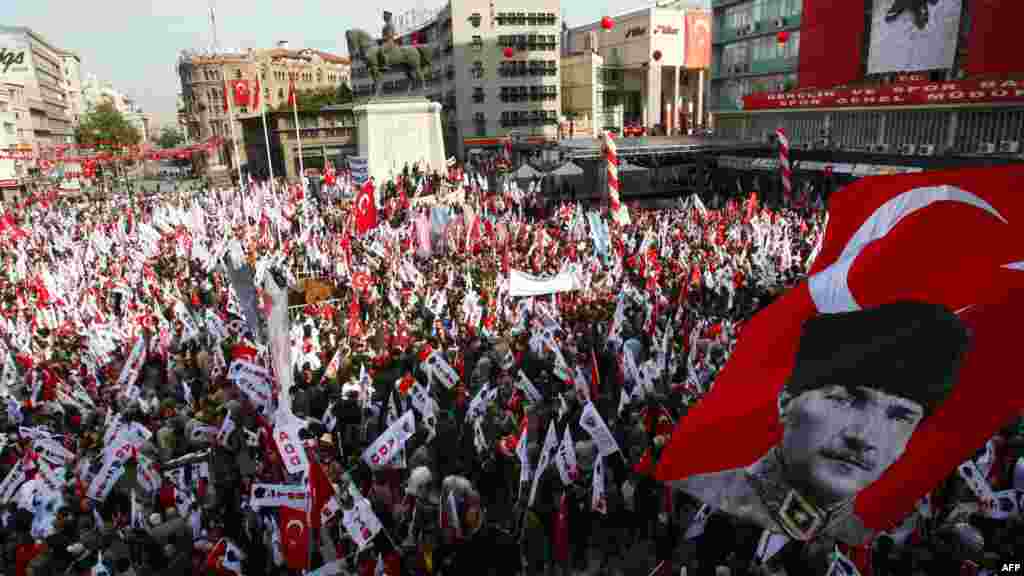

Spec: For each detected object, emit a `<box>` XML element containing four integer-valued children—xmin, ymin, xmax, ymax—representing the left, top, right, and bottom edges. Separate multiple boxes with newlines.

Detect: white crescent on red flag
<box><xmin>279</xmin><ymin>505</ymin><xmax>309</xmax><ymax>572</ymax></box>
<box><xmin>657</xmin><ymin>165</ymin><xmax>1024</xmax><ymax>537</ymax></box>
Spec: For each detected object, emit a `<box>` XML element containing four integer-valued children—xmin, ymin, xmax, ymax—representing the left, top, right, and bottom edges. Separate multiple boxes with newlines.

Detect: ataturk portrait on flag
<box><xmin>655</xmin><ymin>165</ymin><xmax>1024</xmax><ymax>547</ymax></box>
<box><xmin>669</xmin><ymin>301</ymin><xmax>969</xmax><ymax>543</ymax></box>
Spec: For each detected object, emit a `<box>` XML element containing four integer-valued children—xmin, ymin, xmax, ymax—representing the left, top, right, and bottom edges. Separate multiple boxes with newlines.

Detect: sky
<box><xmin>1</xmin><ymin>0</ymin><xmax>706</xmax><ymax>130</ymax></box>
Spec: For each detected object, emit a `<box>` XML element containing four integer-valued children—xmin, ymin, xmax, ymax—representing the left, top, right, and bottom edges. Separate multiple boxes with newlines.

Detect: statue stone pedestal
<box><xmin>354</xmin><ymin>97</ymin><xmax>445</xmax><ymax>184</ymax></box>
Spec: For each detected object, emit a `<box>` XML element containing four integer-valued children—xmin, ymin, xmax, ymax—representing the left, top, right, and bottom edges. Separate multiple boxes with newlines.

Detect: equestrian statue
<box><xmin>346</xmin><ymin>11</ymin><xmax>433</xmax><ymax>97</ymax></box>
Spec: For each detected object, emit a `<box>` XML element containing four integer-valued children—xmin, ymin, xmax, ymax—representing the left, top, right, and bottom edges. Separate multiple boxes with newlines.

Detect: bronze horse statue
<box><xmin>345</xmin><ymin>29</ymin><xmax>432</xmax><ymax>97</ymax></box>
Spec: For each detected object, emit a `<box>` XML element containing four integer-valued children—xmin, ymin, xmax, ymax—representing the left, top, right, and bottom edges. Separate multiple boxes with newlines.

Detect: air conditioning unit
<box><xmin>873</xmin><ymin>143</ymin><xmax>889</xmax><ymax>153</ymax></box>
<box><xmin>998</xmin><ymin>140</ymin><xmax>1020</xmax><ymax>154</ymax></box>
<box><xmin>917</xmin><ymin>144</ymin><xmax>936</xmax><ymax>156</ymax></box>
<box><xmin>818</xmin><ymin>128</ymin><xmax>830</xmax><ymax>138</ymax></box>
<box><xmin>775</xmin><ymin>18</ymin><xmax>785</xmax><ymax>28</ymax></box>
<box><xmin>816</xmin><ymin>138</ymin><xmax>831</xmax><ymax>149</ymax></box>
<box><xmin>977</xmin><ymin>142</ymin><xmax>996</xmax><ymax>154</ymax></box>
<box><xmin>898</xmin><ymin>143</ymin><xmax>917</xmax><ymax>155</ymax></box>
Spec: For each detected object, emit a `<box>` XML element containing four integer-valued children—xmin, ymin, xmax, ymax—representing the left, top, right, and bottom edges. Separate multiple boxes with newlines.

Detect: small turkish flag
<box><xmin>232</xmin><ymin>80</ymin><xmax>250</xmax><ymax>107</ymax></box>
<box><xmin>355</xmin><ymin>180</ymin><xmax>377</xmax><ymax>235</ymax></box>
<box><xmin>279</xmin><ymin>506</ymin><xmax>309</xmax><ymax>571</ymax></box>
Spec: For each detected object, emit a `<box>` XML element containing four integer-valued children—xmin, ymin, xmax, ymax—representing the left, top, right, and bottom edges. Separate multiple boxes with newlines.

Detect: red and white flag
<box><xmin>657</xmin><ymin>165</ymin><xmax>1024</xmax><ymax>536</ymax></box>
<box><xmin>279</xmin><ymin>505</ymin><xmax>310</xmax><ymax>572</ymax></box>
<box><xmin>355</xmin><ymin>180</ymin><xmax>377</xmax><ymax>235</ymax></box>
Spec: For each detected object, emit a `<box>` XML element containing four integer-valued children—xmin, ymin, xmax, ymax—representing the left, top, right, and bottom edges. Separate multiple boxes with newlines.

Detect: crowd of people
<box><xmin>0</xmin><ymin>158</ymin><xmax>1020</xmax><ymax>576</ymax></box>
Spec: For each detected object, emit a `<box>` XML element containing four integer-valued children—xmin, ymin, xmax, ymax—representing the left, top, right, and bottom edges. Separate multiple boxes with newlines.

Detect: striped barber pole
<box><xmin>776</xmin><ymin>127</ymin><xmax>792</xmax><ymax>202</ymax></box>
<box><xmin>602</xmin><ymin>130</ymin><xmax>630</xmax><ymax>225</ymax></box>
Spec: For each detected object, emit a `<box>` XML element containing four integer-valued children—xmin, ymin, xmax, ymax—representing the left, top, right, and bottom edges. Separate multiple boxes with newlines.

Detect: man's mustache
<box><xmin>821</xmin><ymin>448</ymin><xmax>875</xmax><ymax>471</ymax></box>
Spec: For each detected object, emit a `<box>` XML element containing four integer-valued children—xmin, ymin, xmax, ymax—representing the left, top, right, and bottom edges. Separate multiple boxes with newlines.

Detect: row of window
<box><xmin>500</xmin><ymin>110</ymin><xmax>559</xmax><ymax>127</ymax></box>
<box><xmin>721</xmin><ymin>32</ymin><xmax>801</xmax><ymax>73</ymax></box>
<box><xmin>722</xmin><ymin>0</ymin><xmax>801</xmax><ymax>31</ymax></box>
<box><xmin>716</xmin><ymin>72</ymin><xmax>798</xmax><ymax>106</ymax></box>
<box><xmin>498</xmin><ymin>60</ymin><xmax>558</xmax><ymax>78</ymax></box>
<box><xmin>497</xmin><ymin>35</ymin><xmax>558</xmax><ymax>51</ymax></box>
<box><xmin>497</xmin><ymin>85</ymin><xmax>558</xmax><ymax>103</ymax></box>
<box><xmin>495</xmin><ymin>12</ymin><xmax>558</xmax><ymax>27</ymax></box>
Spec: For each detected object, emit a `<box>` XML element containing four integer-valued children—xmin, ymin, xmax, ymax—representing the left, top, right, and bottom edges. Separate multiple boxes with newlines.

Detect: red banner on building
<box><xmin>743</xmin><ymin>77</ymin><xmax>1024</xmax><ymax>110</ymax></box>
<box><xmin>798</xmin><ymin>0</ymin><xmax>865</xmax><ymax>90</ymax></box>
<box><xmin>684</xmin><ymin>11</ymin><xmax>711</xmax><ymax>69</ymax></box>
<box><xmin>966</xmin><ymin>0</ymin><xmax>1024</xmax><ymax>77</ymax></box>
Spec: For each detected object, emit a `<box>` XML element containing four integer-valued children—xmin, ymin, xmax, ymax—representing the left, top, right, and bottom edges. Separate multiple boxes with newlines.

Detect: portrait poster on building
<box><xmin>656</xmin><ymin>165</ymin><xmax>1024</xmax><ymax>546</ymax></box>
<box><xmin>867</xmin><ymin>0</ymin><xmax>962</xmax><ymax>75</ymax></box>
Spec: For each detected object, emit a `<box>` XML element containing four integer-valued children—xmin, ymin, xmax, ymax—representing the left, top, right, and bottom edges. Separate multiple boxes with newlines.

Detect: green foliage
<box><xmin>275</xmin><ymin>84</ymin><xmax>353</xmax><ymax>112</ymax></box>
<box><xmin>157</xmin><ymin>126</ymin><xmax>185</xmax><ymax>149</ymax></box>
<box><xmin>75</xmin><ymin>101</ymin><xmax>142</xmax><ymax>147</ymax></box>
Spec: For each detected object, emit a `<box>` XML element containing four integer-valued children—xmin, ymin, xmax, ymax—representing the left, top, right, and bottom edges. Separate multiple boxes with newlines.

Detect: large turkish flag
<box><xmin>656</xmin><ymin>165</ymin><xmax>1024</xmax><ymax>536</ymax></box>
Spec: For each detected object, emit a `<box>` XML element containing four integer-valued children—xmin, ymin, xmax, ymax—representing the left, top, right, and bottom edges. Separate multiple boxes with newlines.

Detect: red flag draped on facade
<box><xmin>656</xmin><ymin>165</ymin><xmax>1024</xmax><ymax>539</ymax></box>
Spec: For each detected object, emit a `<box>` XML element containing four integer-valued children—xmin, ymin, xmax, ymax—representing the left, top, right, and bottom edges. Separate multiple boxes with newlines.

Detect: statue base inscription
<box><xmin>355</xmin><ymin>97</ymin><xmax>446</xmax><ymax>184</ymax></box>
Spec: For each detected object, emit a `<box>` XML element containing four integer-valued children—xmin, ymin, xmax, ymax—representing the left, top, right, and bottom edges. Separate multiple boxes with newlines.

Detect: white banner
<box><xmin>250</xmin><ymin>483</ymin><xmax>309</xmax><ymax>510</ymax></box>
<box><xmin>579</xmin><ymin>402</ymin><xmax>620</xmax><ymax>457</ymax></box>
<box><xmin>228</xmin><ymin>360</ymin><xmax>273</xmax><ymax>414</ymax></box>
<box><xmin>87</xmin><ymin>457</ymin><xmax>126</xmax><ymax>502</ymax></box>
<box><xmin>528</xmin><ymin>423</ymin><xmax>558</xmax><ymax>506</ymax></box>
<box><xmin>116</xmin><ymin>336</ymin><xmax>147</xmax><ymax>398</ymax></box>
<box><xmin>274</xmin><ymin>411</ymin><xmax>310</xmax><ymax>475</ymax></box>
<box><xmin>361</xmin><ymin>410</ymin><xmax>416</xmax><ymax>469</ymax></box>
<box><xmin>341</xmin><ymin>484</ymin><xmax>383</xmax><ymax>549</ymax></box>
<box><xmin>554</xmin><ymin>428</ymin><xmax>579</xmax><ymax>486</ymax></box>
<box><xmin>509</xmin><ymin>269</ymin><xmax>580</xmax><ymax>298</ymax></box>
<box><xmin>0</xmin><ymin>461</ymin><xmax>25</xmax><ymax>503</ymax></box>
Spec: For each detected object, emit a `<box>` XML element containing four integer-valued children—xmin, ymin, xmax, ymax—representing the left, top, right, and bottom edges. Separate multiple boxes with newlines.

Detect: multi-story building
<box><xmin>710</xmin><ymin>0</ymin><xmax>1024</xmax><ymax>158</ymax></box>
<box><xmin>59</xmin><ymin>50</ymin><xmax>82</xmax><ymax>127</ymax></box>
<box><xmin>565</xmin><ymin>2</ymin><xmax>712</xmax><ymax>135</ymax></box>
<box><xmin>352</xmin><ymin>0</ymin><xmax>563</xmax><ymax>160</ymax></box>
<box><xmin>0</xmin><ymin>26</ymin><xmax>75</xmax><ymax>152</ymax></box>
<box><xmin>240</xmin><ymin>104</ymin><xmax>357</xmax><ymax>181</ymax></box>
<box><xmin>176</xmin><ymin>43</ymin><xmax>350</xmax><ymax>172</ymax></box>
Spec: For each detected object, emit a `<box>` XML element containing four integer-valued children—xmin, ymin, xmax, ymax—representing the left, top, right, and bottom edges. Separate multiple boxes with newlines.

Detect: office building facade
<box><xmin>177</xmin><ymin>44</ymin><xmax>350</xmax><ymax>171</ymax></box>
<box><xmin>351</xmin><ymin>0</ymin><xmax>563</xmax><ymax>159</ymax></box>
<box><xmin>710</xmin><ymin>0</ymin><xmax>1024</xmax><ymax>158</ymax></box>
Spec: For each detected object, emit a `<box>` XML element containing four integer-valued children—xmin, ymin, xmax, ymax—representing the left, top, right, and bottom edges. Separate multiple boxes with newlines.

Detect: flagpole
<box><xmin>291</xmin><ymin>75</ymin><xmax>306</xmax><ymax>193</ymax></box>
<box><xmin>224</xmin><ymin>81</ymin><xmax>244</xmax><ymax>191</ymax></box>
<box><xmin>259</xmin><ymin>72</ymin><xmax>276</xmax><ymax>191</ymax></box>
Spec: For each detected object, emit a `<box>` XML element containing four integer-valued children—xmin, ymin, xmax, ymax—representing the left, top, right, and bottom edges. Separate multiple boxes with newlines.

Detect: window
<box><xmin>472</xmin><ymin>36</ymin><xmax>483</xmax><ymax>51</ymax></box>
<box><xmin>278</xmin><ymin>88</ymin><xmax>284</xmax><ymax>100</ymax></box>
<box><xmin>470</xmin><ymin>12</ymin><xmax>482</xmax><ymax>27</ymax></box>
<box><xmin>473</xmin><ymin>86</ymin><xmax>485</xmax><ymax>103</ymax></box>
<box><xmin>235</xmin><ymin>69</ymin><xmax>242</xmax><ymax>79</ymax></box>
<box><xmin>471</xmin><ymin>61</ymin><xmax>485</xmax><ymax>79</ymax></box>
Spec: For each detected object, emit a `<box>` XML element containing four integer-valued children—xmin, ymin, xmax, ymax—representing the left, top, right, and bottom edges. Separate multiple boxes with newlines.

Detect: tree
<box><xmin>275</xmin><ymin>85</ymin><xmax>353</xmax><ymax>112</ymax></box>
<box><xmin>75</xmin><ymin>101</ymin><xmax>142</xmax><ymax>147</ymax></box>
<box><xmin>157</xmin><ymin>126</ymin><xmax>185</xmax><ymax>149</ymax></box>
